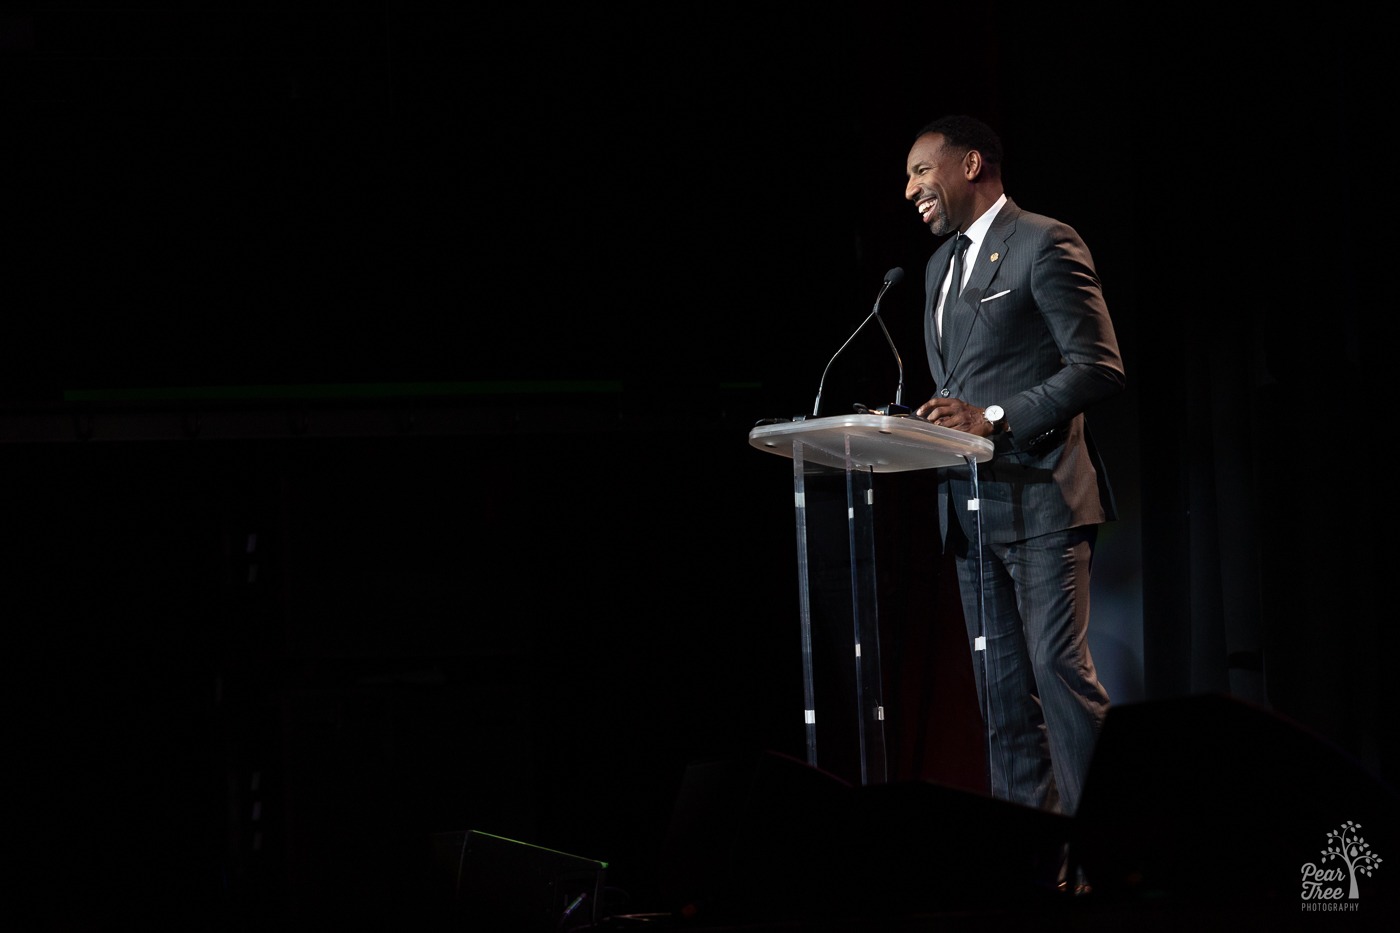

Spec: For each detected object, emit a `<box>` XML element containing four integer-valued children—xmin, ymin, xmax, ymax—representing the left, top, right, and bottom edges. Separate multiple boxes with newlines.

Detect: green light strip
<box><xmin>61</xmin><ymin>380</ymin><xmax>627</xmax><ymax>402</ymax></box>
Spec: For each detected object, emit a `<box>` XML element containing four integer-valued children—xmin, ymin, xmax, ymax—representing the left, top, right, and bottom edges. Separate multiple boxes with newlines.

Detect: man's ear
<box><xmin>964</xmin><ymin>149</ymin><xmax>983</xmax><ymax>181</ymax></box>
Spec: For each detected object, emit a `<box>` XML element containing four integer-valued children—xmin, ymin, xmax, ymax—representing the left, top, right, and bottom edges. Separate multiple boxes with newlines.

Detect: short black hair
<box><xmin>916</xmin><ymin>114</ymin><xmax>1003</xmax><ymax>168</ymax></box>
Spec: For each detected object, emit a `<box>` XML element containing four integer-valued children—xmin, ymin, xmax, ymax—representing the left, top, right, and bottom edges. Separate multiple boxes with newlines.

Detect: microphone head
<box><xmin>883</xmin><ymin>267</ymin><xmax>904</xmax><ymax>286</ymax></box>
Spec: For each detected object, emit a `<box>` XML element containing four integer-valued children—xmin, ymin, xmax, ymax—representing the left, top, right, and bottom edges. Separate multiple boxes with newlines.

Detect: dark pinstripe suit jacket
<box><xmin>922</xmin><ymin>197</ymin><xmax>1125</xmax><ymax>546</ymax></box>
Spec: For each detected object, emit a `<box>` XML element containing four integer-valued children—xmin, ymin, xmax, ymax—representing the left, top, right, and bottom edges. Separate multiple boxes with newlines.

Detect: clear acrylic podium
<box><xmin>748</xmin><ymin>413</ymin><xmax>994</xmax><ymax>785</ymax></box>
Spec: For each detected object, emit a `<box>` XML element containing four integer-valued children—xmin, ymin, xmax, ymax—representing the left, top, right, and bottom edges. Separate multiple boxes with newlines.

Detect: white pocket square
<box><xmin>980</xmin><ymin>289</ymin><xmax>1011</xmax><ymax>303</ymax></box>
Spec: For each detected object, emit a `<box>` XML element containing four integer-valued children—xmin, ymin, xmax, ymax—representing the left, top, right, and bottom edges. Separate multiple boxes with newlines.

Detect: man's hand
<box><xmin>914</xmin><ymin>397</ymin><xmax>995</xmax><ymax>436</ymax></box>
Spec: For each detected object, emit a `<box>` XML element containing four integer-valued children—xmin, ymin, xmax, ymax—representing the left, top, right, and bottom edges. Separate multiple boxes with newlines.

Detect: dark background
<box><xmin>3</xmin><ymin>2</ymin><xmax>1390</xmax><ymax>928</ymax></box>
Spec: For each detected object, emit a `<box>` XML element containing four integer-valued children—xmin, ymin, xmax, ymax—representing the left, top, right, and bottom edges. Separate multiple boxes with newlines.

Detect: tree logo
<box><xmin>1300</xmin><ymin>821</ymin><xmax>1383</xmax><ymax>909</ymax></box>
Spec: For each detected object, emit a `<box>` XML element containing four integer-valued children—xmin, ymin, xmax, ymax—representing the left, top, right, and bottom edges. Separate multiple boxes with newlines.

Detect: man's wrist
<box><xmin>984</xmin><ymin>404</ymin><xmax>1006</xmax><ymax>434</ymax></box>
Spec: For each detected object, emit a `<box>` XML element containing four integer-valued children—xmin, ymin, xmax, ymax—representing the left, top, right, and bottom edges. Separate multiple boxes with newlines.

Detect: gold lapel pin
<box><xmin>989</xmin><ymin>252</ymin><xmax>1000</xmax><ymax>262</ymax></box>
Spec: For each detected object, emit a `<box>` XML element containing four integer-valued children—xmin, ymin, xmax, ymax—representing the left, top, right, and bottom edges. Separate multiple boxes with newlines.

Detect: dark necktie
<box><xmin>939</xmin><ymin>233</ymin><xmax>969</xmax><ymax>352</ymax></box>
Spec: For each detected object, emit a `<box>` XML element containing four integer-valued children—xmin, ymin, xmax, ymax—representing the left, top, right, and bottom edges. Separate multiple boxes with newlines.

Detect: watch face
<box><xmin>986</xmin><ymin>405</ymin><xmax>1004</xmax><ymax>423</ymax></box>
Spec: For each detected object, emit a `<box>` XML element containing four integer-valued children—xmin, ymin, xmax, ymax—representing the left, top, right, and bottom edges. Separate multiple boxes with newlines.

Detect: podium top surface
<box><xmin>748</xmin><ymin>413</ymin><xmax>994</xmax><ymax>473</ymax></box>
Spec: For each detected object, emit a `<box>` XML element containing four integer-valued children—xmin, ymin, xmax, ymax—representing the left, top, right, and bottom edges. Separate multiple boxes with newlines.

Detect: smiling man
<box><xmin>905</xmin><ymin>115</ymin><xmax>1124</xmax><ymax>888</ymax></box>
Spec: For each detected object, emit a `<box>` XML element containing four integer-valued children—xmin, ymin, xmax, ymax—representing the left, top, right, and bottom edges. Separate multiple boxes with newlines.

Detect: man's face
<box><xmin>905</xmin><ymin>133</ymin><xmax>964</xmax><ymax>237</ymax></box>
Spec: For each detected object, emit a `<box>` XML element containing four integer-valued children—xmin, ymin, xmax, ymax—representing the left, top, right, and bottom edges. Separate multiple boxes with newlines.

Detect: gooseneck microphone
<box><xmin>811</xmin><ymin>267</ymin><xmax>905</xmax><ymax>417</ymax></box>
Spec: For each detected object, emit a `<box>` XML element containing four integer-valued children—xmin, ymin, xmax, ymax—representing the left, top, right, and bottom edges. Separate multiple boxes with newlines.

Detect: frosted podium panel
<box><xmin>749</xmin><ymin>414</ymin><xmax>994</xmax><ymax>472</ymax></box>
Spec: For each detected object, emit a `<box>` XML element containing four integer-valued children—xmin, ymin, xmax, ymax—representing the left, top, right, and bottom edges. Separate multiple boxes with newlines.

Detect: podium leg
<box><xmin>788</xmin><ymin>437</ymin><xmax>889</xmax><ymax>785</ymax></box>
<box><xmin>791</xmin><ymin>442</ymin><xmax>819</xmax><ymax>768</ymax></box>
<box><xmin>966</xmin><ymin>453</ymin><xmax>994</xmax><ymax>789</ymax></box>
<box><xmin>845</xmin><ymin>459</ymin><xmax>887</xmax><ymax>786</ymax></box>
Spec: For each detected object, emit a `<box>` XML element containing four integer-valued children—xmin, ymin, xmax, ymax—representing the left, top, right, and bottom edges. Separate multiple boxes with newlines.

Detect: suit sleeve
<box><xmin>1007</xmin><ymin>221</ymin><xmax>1124</xmax><ymax>438</ymax></box>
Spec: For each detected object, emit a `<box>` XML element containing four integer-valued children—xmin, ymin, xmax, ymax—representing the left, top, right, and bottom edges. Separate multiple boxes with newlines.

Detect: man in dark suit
<box><xmin>907</xmin><ymin>114</ymin><xmax>1125</xmax><ymax>831</ymax></box>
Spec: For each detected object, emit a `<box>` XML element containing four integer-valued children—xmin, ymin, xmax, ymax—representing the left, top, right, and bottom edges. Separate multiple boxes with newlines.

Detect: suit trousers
<box><xmin>951</xmin><ymin>521</ymin><xmax>1109</xmax><ymax>817</ymax></box>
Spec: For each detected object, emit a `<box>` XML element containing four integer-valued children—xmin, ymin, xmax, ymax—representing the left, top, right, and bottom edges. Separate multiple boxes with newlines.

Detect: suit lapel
<box><xmin>941</xmin><ymin>205</ymin><xmax>1016</xmax><ymax>376</ymax></box>
<box><xmin>925</xmin><ymin>240</ymin><xmax>952</xmax><ymax>385</ymax></box>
